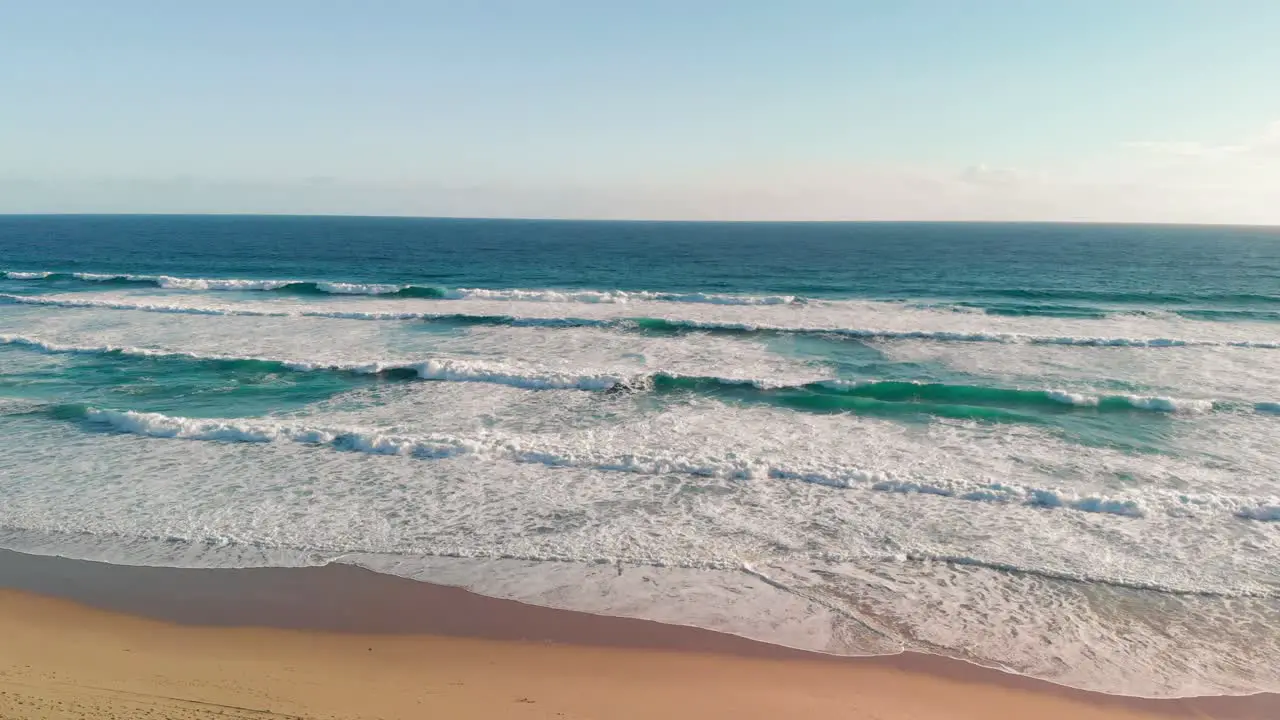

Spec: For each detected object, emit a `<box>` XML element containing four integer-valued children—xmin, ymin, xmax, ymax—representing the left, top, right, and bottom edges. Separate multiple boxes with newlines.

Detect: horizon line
<box><xmin>2</xmin><ymin>212</ymin><xmax>1278</xmax><ymax>230</ymax></box>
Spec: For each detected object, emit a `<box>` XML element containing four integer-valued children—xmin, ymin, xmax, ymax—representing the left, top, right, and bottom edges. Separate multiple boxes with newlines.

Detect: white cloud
<box><xmin>1125</xmin><ymin>120</ymin><xmax>1280</xmax><ymax>159</ymax></box>
<box><xmin>3</xmin><ymin>122</ymin><xmax>1278</xmax><ymax>224</ymax></box>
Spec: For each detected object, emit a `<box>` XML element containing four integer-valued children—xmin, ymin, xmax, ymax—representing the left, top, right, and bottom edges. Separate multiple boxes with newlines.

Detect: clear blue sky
<box><xmin>3</xmin><ymin>1</ymin><xmax>1279</xmax><ymax>222</ymax></box>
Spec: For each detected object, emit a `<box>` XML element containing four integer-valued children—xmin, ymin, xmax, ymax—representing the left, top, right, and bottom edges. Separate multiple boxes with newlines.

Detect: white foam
<box><xmin>0</xmin><ymin>333</ymin><xmax>213</xmax><ymax>360</ymax></box>
<box><xmin>69</xmin><ymin>406</ymin><xmax>1280</xmax><ymax>524</ymax></box>
<box><xmin>70</xmin><ymin>272</ymin><xmax>130</xmax><ymax>281</ymax></box>
<box><xmin>444</xmin><ymin>287</ymin><xmax>800</xmax><ymax>305</ymax></box>
<box><xmin>879</xmin><ymin>340</ymin><xmax>1280</xmax><ymax>411</ymax></box>
<box><xmin>1</xmin><ymin>271</ymin><xmax>53</xmax><ymax>280</ymax></box>
<box><xmin>1025</xmin><ymin>489</ymin><xmax>1145</xmax><ymax>517</ymax></box>
<box><xmin>1121</xmin><ymin>395</ymin><xmax>1215</xmax><ymax>414</ymax></box>
<box><xmin>314</xmin><ymin>281</ymin><xmax>405</xmax><ymax>295</ymax></box>
<box><xmin>1236</xmin><ymin>506</ymin><xmax>1280</xmax><ymax>521</ymax></box>
<box><xmin>1046</xmin><ymin>389</ymin><xmax>1099</xmax><ymax>406</ymax></box>
<box><xmin>0</xmin><ymin>292</ymin><xmax>285</xmax><ymax>317</ymax></box>
<box><xmin>1</xmin><ymin>269</ymin><xmax>803</xmax><ymax>304</ymax></box>
<box><xmin>6</xmin><ymin>292</ymin><xmax>1280</xmax><ymax>350</ymax></box>
<box><xmin>2</xmin><ymin>332</ymin><xmax>1259</xmax><ymax>414</ymax></box>
<box><xmin>3</xmin><ymin>271</ymin><xmax>300</xmax><ymax>292</ymax></box>
<box><xmin>6</xmin><ymin>394</ymin><xmax>1280</xmax><ymax>696</ymax></box>
<box><xmin>154</xmin><ymin>276</ymin><xmax>297</xmax><ymax>291</ymax></box>
<box><xmin>818</xmin><ymin>380</ymin><xmax>1223</xmax><ymax>414</ymax></box>
<box><xmin>0</xmin><ymin>332</ymin><xmax>634</xmax><ymax>392</ymax></box>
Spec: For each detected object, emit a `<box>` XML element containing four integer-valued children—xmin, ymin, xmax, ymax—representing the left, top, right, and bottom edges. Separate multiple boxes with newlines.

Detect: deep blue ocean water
<box><xmin>2</xmin><ymin>215</ymin><xmax>1278</xmax><ymax>697</ymax></box>
<box><xmin>4</xmin><ymin>215</ymin><xmax>1280</xmax><ymax>308</ymax></box>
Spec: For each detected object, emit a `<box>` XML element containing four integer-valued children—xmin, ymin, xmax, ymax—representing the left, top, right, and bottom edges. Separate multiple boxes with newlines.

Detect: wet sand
<box><xmin>0</xmin><ymin>549</ymin><xmax>1274</xmax><ymax>719</ymax></box>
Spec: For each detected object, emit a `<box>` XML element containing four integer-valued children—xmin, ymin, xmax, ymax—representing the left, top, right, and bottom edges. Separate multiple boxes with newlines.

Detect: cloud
<box><xmin>1123</xmin><ymin>141</ymin><xmax>1244</xmax><ymax>158</ymax></box>
<box><xmin>1125</xmin><ymin>120</ymin><xmax>1280</xmax><ymax>159</ymax></box>
<box><xmin>2</xmin><ymin>121</ymin><xmax>1277</xmax><ymax>224</ymax></box>
<box><xmin>958</xmin><ymin>164</ymin><xmax>1033</xmax><ymax>188</ymax></box>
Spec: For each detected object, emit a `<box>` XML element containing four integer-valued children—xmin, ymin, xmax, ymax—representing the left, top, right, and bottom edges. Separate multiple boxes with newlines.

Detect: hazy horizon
<box><xmin>6</xmin><ymin>213</ymin><xmax>1280</xmax><ymax>230</ymax></box>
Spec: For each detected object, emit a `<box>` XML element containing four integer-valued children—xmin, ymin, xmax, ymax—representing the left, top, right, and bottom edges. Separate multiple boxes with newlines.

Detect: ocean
<box><xmin>1</xmin><ymin>215</ymin><xmax>1278</xmax><ymax>697</ymax></box>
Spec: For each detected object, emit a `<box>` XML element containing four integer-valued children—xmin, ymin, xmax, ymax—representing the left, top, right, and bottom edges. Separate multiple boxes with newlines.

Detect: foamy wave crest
<box><xmin>1045</xmin><ymin>390</ymin><xmax>1099</xmax><ymax>406</ymax></box>
<box><xmin>0</xmin><ymin>293</ymin><xmax>293</xmax><ymax>317</ymax></box>
<box><xmin>0</xmin><ymin>334</ymin><xmax>628</xmax><ymax>392</ymax></box>
<box><xmin>6</xmin><ymin>293</ymin><xmax>1280</xmax><ymax>350</ymax></box>
<box><xmin>69</xmin><ymin>406</ymin><xmax>1278</xmax><ymax>523</ymax></box>
<box><xmin>72</xmin><ymin>272</ymin><xmax>136</xmax><ymax>281</ymax></box>
<box><xmin>154</xmin><ymin>276</ymin><xmax>297</xmax><ymax>291</ymax></box>
<box><xmin>1</xmin><ymin>271</ymin><xmax>54</xmax><ymax>280</ymax></box>
<box><xmin>1</xmin><ymin>270</ymin><xmax>436</xmax><ymax>296</ymax></box>
<box><xmin>1120</xmin><ymin>396</ymin><xmax>1215</xmax><ymax>413</ymax></box>
<box><xmin>444</xmin><ymin>287</ymin><xmax>801</xmax><ymax>305</ymax></box>
<box><xmin>790</xmin><ymin>328</ymin><xmax>1280</xmax><ymax>349</ymax></box>
<box><xmin>287</xmin><ymin>358</ymin><xmax>625</xmax><ymax>391</ymax></box>
<box><xmin>1</xmin><ymin>269</ymin><xmax>800</xmax><ymax>304</ymax></box>
<box><xmin>807</xmin><ymin>379</ymin><xmax>1223</xmax><ymax>415</ymax></box>
<box><xmin>2</xmin><ymin>334</ymin><xmax>1265</xmax><ymax>415</ymax></box>
<box><xmin>0</xmin><ymin>334</ymin><xmax>226</xmax><ymax>361</ymax></box>
<box><xmin>2</xmin><ymin>271</ymin><xmax>297</xmax><ymax>290</ymax></box>
<box><xmin>1044</xmin><ymin>391</ymin><xmax>1218</xmax><ymax>414</ymax></box>
<box><xmin>1236</xmin><ymin>506</ymin><xmax>1280</xmax><ymax>521</ymax></box>
<box><xmin>313</xmin><ymin>281</ymin><xmax>406</xmax><ymax>295</ymax></box>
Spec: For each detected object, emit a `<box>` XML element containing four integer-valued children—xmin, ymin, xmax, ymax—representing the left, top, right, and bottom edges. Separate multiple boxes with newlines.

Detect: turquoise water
<box><xmin>1</xmin><ymin>216</ymin><xmax>1278</xmax><ymax>697</ymax></box>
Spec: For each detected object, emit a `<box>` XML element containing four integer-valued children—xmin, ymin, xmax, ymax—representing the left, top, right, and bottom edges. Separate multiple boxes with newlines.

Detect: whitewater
<box><xmin>2</xmin><ymin>216</ymin><xmax>1279</xmax><ymax>699</ymax></box>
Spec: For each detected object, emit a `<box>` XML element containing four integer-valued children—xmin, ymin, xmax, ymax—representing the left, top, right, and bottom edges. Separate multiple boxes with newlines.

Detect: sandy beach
<box><xmin>0</xmin><ymin>550</ymin><xmax>1274</xmax><ymax>720</ymax></box>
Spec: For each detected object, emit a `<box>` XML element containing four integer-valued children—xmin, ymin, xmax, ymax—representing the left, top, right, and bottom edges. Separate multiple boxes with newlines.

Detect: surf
<box><xmin>2</xmin><ymin>270</ymin><xmax>801</xmax><ymax>304</ymax></box>
<box><xmin>3</xmin><ymin>333</ymin><xmax>1265</xmax><ymax>420</ymax></box>
<box><xmin>5</xmin><ymin>293</ymin><xmax>1280</xmax><ymax>350</ymax></box>
<box><xmin>31</xmin><ymin>404</ymin><xmax>1274</xmax><ymax>528</ymax></box>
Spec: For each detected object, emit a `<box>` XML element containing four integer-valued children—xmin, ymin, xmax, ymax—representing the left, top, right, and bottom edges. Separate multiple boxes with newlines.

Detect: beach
<box><xmin>3</xmin><ymin>217</ymin><xmax>1279</xmax><ymax>703</ymax></box>
<box><xmin>0</xmin><ymin>550</ymin><xmax>1274</xmax><ymax>720</ymax></box>
<box><xmin>6</xmin><ymin>2</ymin><xmax>1280</xmax><ymax>714</ymax></box>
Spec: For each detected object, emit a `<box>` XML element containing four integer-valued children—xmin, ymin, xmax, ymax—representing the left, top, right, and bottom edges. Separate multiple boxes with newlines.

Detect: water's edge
<box><xmin>0</xmin><ymin>538</ymin><xmax>1271</xmax><ymax>704</ymax></box>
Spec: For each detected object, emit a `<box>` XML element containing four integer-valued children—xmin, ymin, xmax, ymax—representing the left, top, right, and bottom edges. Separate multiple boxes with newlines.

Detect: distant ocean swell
<box><xmin>6</xmin><ymin>269</ymin><xmax>1280</xmax><ymax>311</ymax></box>
<box><xmin>26</xmin><ymin>404</ymin><xmax>1275</xmax><ymax>527</ymax></box>
<box><xmin>4</xmin><ymin>294</ymin><xmax>1280</xmax><ymax>349</ymax></box>
<box><xmin>3</xmin><ymin>333</ymin><xmax>1266</xmax><ymax>417</ymax></box>
<box><xmin>0</xmin><ymin>271</ymin><xmax>800</xmax><ymax>305</ymax></box>
<box><xmin>921</xmin><ymin>301</ymin><xmax>1280</xmax><ymax>323</ymax></box>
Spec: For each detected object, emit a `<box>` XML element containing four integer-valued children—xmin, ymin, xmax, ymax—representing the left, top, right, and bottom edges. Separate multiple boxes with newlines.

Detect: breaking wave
<box><xmin>2</xmin><ymin>334</ymin><xmax>1265</xmax><ymax>418</ymax></box>
<box><xmin>1</xmin><ymin>271</ymin><xmax>799</xmax><ymax>305</ymax></box>
<box><xmin>4</xmin><ymin>293</ymin><xmax>1280</xmax><ymax>349</ymax></box>
<box><xmin>47</xmin><ymin>405</ymin><xmax>1278</xmax><ymax>527</ymax></box>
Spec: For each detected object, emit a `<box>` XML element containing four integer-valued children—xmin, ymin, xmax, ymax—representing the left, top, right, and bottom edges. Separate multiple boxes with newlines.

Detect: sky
<box><xmin>2</xmin><ymin>0</ymin><xmax>1279</xmax><ymax>223</ymax></box>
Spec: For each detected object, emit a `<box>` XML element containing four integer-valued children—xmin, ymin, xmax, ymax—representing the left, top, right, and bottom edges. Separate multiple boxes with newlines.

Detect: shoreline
<box><xmin>0</xmin><ymin>548</ymin><xmax>1275</xmax><ymax>719</ymax></box>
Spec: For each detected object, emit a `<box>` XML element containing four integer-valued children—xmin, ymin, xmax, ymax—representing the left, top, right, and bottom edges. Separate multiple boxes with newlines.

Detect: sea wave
<box><xmin>1</xmin><ymin>271</ymin><xmax>55</xmax><ymax>280</ymax></box>
<box><xmin>5</xmin><ymin>293</ymin><xmax>1280</xmax><ymax>349</ymax></box>
<box><xmin>809</xmin><ymin>379</ymin><xmax>1219</xmax><ymax>414</ymax></box>
<box><xmin>54</xmin><ymin>405</ymin><xmax>1279</xmax><ymax>525</ymax></box>
<box><xmin>1235</xmin><ymin>506</ymin><xmax>1280</xmax><ymax>521</ymax></box>
<box><xmin>1</xmin><ymin>271</ymin><xmax>799</xmax><ymax>305</ymax></box>
<box><xmin>8</xmin><ymin>268</ymin><xmax>1280</xmax><ymax>310</ymax></box>
<box><xmin>926</xmin><ymin>301</ymin><xmax>1280</xmax><ymax>323</ymax></box>
<box><xmin>978</xmin><ymin>287</ymin><xmax>1280</xmax><ymax>306</ymax></box>
<box><xmin>0</xmin><ymin>333</ymin><xmax>627</xmax><ymax>391</ymax></box>
<box><xmin>2</xmin><ymin>333</ymin><xmax>1264</xmax><ymax>417</ymax></box>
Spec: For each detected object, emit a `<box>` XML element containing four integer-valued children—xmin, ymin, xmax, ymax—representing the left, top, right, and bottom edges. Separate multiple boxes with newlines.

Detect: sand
<box><xmin>0</xmin><ymin>550</ymin><xmax>1274</xmax><ymax>720</ymax></box>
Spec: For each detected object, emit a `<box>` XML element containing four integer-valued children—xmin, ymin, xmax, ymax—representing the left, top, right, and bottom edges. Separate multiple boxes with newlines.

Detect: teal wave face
<box><xmin>976</xmin><ymin>288</ymin><xmax>1280</xmax><ymax>306</ymax></box>
<box><xmin>1174</xmin><ymin>308</ymin><xmax>1280</xmax><ymax>322</ymax></box>
<box><xmin>276</xmin><ymin>281</ymin><xmax>448</xmax><ymax>298</ymax></box>
<box><xmin>0</xmin><ymin>346</ymin><xmax>366</xmax><ymax>418</ymax></box>
<box><xmin>4</xmin><ymin>339</ymin><xmax>1232</xmax><ymax>436</ymax></box>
